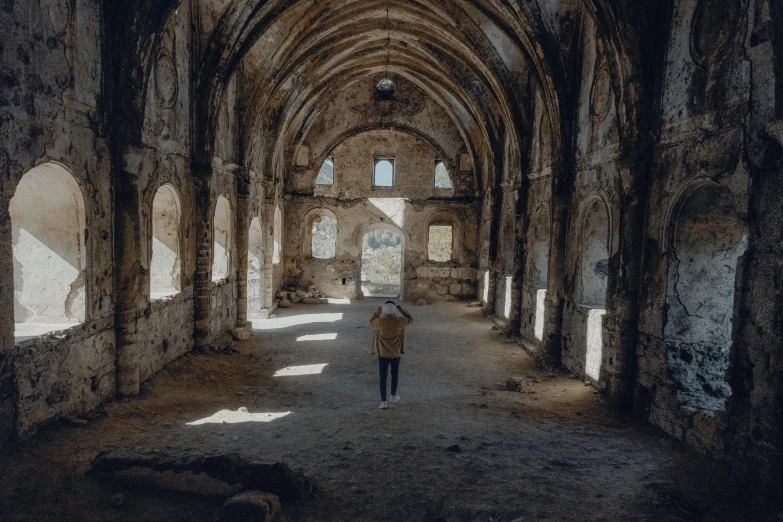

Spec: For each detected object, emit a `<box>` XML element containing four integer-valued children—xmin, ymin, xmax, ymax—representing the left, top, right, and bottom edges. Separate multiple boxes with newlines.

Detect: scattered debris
<box><xmin>222</xmin><ymin>490</ymin><xmax>281</xmax><ymax>522</ymax></box>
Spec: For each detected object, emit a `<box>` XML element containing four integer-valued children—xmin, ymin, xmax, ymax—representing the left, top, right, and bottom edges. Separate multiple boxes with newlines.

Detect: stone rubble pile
<box><xmin>277</xmin><ymin>284</ymin><xmax>328</xmax><ymax>308</ymax></box>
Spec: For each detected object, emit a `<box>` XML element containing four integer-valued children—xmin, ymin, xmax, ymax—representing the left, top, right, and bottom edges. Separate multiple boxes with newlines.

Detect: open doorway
<box><xmin>361</xmin><ymin>228</ymin><xmax>403</xmax><ymax>298</ymax></box>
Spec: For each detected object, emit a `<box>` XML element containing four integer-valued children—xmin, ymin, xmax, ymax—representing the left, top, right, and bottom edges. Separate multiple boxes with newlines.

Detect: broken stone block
<box><xmin>231</xmin><ymin>328</ymin><xmax>250</xmax><ymax>341</ymax></box>
<box><xmin>289</xmin><ymin>295</ymin><xmax>302</xmax><ymax>304</ymax></box>
<box><xmin>295</xmin><ymin>289</ymin><xmax>309</xmax><ymax>299</ymax></box>
<box><xmin>222</xmin><ymin>490</ymin><xmax>281</xmax><ymax>522</ymax></box>
<box><xmin>278</xmin><ymin>299</ymin><xmax>292</xmax><ymax>308</ymax></box>
<box><xmin>449</xmin><ymin>283</ymin><xmax>461</xmax><ymax>296</ymax></box>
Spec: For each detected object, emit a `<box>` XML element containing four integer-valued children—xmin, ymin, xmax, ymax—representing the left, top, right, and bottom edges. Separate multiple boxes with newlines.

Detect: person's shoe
<box><xmin>379</xmin><ymin>401</ymin><xmax>388</xmax><ymax>409</ymax></box>
<box><xmin>391</xmin><ymin>395</ymin><xmax>401</xmax><ymax>403</ymax></box>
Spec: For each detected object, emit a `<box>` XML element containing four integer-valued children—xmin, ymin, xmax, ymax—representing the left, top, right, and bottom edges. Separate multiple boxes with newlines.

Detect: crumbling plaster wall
<box><xmin>135</xmin><ymin>5</ymin><xmax>196</xmax><ymax>386</ymax></box>
<box><xmin>283</xmin><ymin>129</ymin><xmax>478</xmax><ymax>302</ymax></box>
<box><xmin>559</xmin><ymin>17</ymin><xmax>621</xmax><ymax>385</ymax></box>
<box><xmin>0</xmin><ymin>0</ymin><xmax>115</xmax><ymax>437</ymax></box>
<box><xmin>635</xmin><ymin>0</ymin><xmax>751</xmax><ymax>455</ymax></box>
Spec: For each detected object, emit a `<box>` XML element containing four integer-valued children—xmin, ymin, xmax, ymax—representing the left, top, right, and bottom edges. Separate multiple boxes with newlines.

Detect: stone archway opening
<box><xmin>361</xmin><ymin>229</ymin><xmax>403</xmax><ymax>298</ymax></box>
<box><xmin>10</xmin><ymin>162</ymin><xmax>87</xmax><ymax>341</ymax></box>
<box><xmin>247</xmin><ymin>217</ymin><xmax>264</xmax><ymax>318</ymax></box>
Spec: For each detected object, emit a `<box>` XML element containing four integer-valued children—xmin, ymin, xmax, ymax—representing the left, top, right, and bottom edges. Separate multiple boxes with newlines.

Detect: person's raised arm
<box><xmin>396</xmin><ymin>305</ymin><xmax>414</xmax><ymax>325</ymax></box>
<box><xmin>369</xmin><ymin>307</ymin><xmax>383</xmax><ymax>329</ymax></box>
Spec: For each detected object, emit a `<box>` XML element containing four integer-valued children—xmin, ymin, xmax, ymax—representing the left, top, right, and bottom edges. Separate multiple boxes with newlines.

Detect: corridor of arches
<box><xmin>1</xmin><ymin>0</ymin><xmax>783</xmax><ymax>518</ymax></box>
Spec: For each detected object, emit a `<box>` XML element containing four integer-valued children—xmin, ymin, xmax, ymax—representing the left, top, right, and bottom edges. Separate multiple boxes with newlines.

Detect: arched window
<box><xmin>212</xmin><ymin>196</ymin><xmax>232</xmax><ymax>282</ymax></box>
<box><xmin>315</xmin><ymin>158</ymin><xmax>334</xmax><ymax>185</ymax></box>
<box><xmin>247</xmin><ymin>217</ymin><xmax>264</xmax><ymax>317</ymax></box>
<box><xmin>373</xmin><ymin>159</ymin><xmax>394</xmax><ymax>187</ymax></box>
<box><xmin>576</xmin><ymin>199</ymin><xmax>610</xmax><ymax>382</ymax></box>
<box><xmin>311</xmin><ymin>215</ymin><xmax>337</xmax><ymax>259</ymax></box>
<box><xmin>665</xmin><ymin>185</ymin><xmax>746</xmax><ymax>412</ymax></box>
<box><xmin>273</xmin><ymin>206</ymin><xmax>282</xmax><ymax>265</ymax></box>
<box><xmin>150</xmin><ymin>184</ymin><xmax>181</xmax><ymax>300</ymax></box>
<box><xmin>428</xmin><ymin>225</ymin><xmax>453</xmax><ymax>262</ymax></box>
<box><xmin>10</xmin><ymin>163</ymin><xmax>86</xmax><ymax>338</ymax></box>
<box><xmin>434</xmin><ymin>161</ymin><xmax>453</xmax><ymax>189</ymax></box>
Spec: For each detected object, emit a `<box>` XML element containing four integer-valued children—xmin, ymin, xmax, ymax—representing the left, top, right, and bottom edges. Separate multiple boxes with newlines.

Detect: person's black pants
<box><xmin>378</xmin><ymin>356</ymin><xmax>400</xmax><ymax>401</ymax></box>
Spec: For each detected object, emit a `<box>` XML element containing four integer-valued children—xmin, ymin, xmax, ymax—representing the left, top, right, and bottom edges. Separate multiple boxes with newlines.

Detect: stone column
<box><xmin>232</xmin><ymin>168</ymin><xmax>250</xmax><ymax>341</ymax></box>
<box><xmin>115</xmin><ymin>150</ymin><xmax>142</xmax><ymax>396</ymax></box>
<box><xmin>193</xmin><ymin>170</ymin><xmax>214</xmax><ymax>349</ymax></box>
<box><xmin>0</xmin><ymin>195</ymin><xmax>17</xmax><ymax>444</ymax></box>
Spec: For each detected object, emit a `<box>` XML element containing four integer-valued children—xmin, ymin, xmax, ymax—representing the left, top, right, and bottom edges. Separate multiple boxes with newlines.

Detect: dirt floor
<box><xmin>0</xmin><ymin>300</ymin><xmax>777</xmax><ymax>521</ymax></box>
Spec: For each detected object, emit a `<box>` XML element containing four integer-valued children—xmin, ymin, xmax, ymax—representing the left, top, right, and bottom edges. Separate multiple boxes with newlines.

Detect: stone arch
<box><xmin>212</xmin><ymin>195</ymin><xmax>232</xmax><ymax>282</ymax></box>
<box><xmin>247</xmin><ymin>216</ymin><xmax>264</xmax><ymax>317</ymax></box>
<box><xmin>664</xmin><ymin>182</ymin><xmax>747</xmax><ymax>412</ymax></box>
<box><xmin>10</xmin><ymin>162</ymin><xmax>87</xmax><ymax>333</ymax></box>
<box><xmin>150</xmin><ymin>183</ymin><xmax>182</xmax><ymax>299</ymax></box>
<box><xmin>302</xmin><ymin>207</ymin><xmax>338</xmax><ymax>259</ymax></box>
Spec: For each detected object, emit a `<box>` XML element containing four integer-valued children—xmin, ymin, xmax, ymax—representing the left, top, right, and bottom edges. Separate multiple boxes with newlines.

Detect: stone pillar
<box><xmin>541</xmin><ymin>173</ymin><xmax>571</xmax><ymax>367</ymax></box>
<box><xmin>115</xmin><ymin>151</ymin><xmax>142</xmax><ymax>396</ymax></box>
<box><xmin>0</xmin><ymin>195</ymin><xmax>17</xmax><ymax>444</ymax></box>
<box><xmin>233</xmin><ymin>168</ymin><xmax>250</xmax><ymax>341</ymax></box>
<box><xmin>193</xmin><ymin>171</ymin><xmax>214</xmax><ymax>349</ymax></box>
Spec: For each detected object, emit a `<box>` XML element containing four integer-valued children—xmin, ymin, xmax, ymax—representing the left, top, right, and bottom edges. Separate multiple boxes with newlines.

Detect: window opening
<box><xmin>428</xmin><ymin>225</ymin><xmax>453</xmax><ymax>262</ymax></box>
<box><xmin>11</xmin><ymin>163</ymin><xmax>86</xmax><ymax>341</ymax></box>
<box><xmin>311</xmin><ymin>215</ymin><xmax>337</xmax><ymax>259</ymax></box>
<box><xmin>212</xmin><ymin>196</ymin><xmax>232</xmax><ymax>282</ymax></box>
<box><xmin>374</xmin><ymin>159</ymin><xmax>394</xmax><ymax>187</ymax></box>
<box><xmin>434</xmin><ymin>161</ymin><xmax>453</xmax><ymax>189</ymax></box>
<box><xmin>150</xmin><ymin>184</ymin><xmax>182</xmax><ymax>300</ymax></box>
<box><xmin>273</xmin><ymin>206</ymin><xmax>282</xmax><ymax>265</ymax></box>
<box><xmin>315</xmin><ymin>158</ymin><xmax>334</xmax><ymax>185</ymax></box>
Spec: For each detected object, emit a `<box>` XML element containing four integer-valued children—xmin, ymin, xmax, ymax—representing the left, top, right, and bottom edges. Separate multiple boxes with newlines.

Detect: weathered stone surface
<box><xmin>89</xmin><ymin>448</ymin><xmax>317</xmax><ymax>502</ymax></box>
<box><xmin>222</xmin><ymin>491</ymin><xmax>281</xmax><ymax>522</ymax></box>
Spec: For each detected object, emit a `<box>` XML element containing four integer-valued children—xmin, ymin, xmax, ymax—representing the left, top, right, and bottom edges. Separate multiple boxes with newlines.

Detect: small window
<box><xmin>428</xmin><ymin>225</ymin><xmax>453</xmax><ymax>262</ymax></box>
<box><xmin>434</xmin><ymin>161</ymin><xmax>453</xmax><ymax>189</ymax></box>
<box><xmin>374</xmin><ymin>159</ymin><xmax>395</xmax><ymax>187</ymax></box>
<box><xmin>311</xmin><ymin>215</ymin><xmax>337</xmax><ymax>259</ymax></box>
<box><xmin>315</xmin><ymin>158</ymin><xmax>334</xmax><ymax>185</ymax></box>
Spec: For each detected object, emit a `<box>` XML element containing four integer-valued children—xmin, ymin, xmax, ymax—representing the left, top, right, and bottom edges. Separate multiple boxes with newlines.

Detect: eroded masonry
<box><xmin>1</xmin><ymin>0</ymin><xmax>782</xmax><ymax>493</ymax></box>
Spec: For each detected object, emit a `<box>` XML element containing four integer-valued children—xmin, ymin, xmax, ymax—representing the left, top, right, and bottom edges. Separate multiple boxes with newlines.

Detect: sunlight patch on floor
<box><xmin>326</xmin><ymin>298</ymin><xmax>352</xmax><ymax>305</ymax></box>
<box><xmin>186</xmin><ymin>407</ymin><xmax>292</xmax><ymax>426</ymax></box>
<box><xmin>250</xmin><ymin>313</ymin><xmax>344</xmax><ymax>330</ymax></box>
<box><xmin>274</xmin><ymin>363</ymin><xmax>329</xmax><ymax>377</ymax></box>
<box><xmin>296</xmin><ymin>333</ymin><xmax>338</xmax><ymax>341</ymax></box>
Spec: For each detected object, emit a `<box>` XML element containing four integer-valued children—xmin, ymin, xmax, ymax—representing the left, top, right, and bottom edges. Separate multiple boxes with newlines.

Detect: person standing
<box><xmin>369</xmin><ymin>301</ymin><xmax>414</xmax><ymax>409</ymax></box>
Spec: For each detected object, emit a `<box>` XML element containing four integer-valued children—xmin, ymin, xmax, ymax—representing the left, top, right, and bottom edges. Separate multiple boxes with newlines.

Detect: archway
<box><xmin>10</xmin><ymin>162</ymin><xmax>87</xmax><ymax>340</ymax></box>
<box><xmin>247</xmin><ymin>217</ymin><xmax>264</xmax><ymax>317</ymax></box>
<box><xmin>361</xmin><ymin>228</ymin><xmax>404</xmax><ymax>298</ymax></box>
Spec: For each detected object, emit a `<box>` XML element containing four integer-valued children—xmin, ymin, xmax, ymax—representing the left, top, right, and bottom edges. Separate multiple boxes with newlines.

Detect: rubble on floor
<box><xmin>277</xmin><ymin>284</ymin><xmax>329</xmax><ymax>308</ymax></box>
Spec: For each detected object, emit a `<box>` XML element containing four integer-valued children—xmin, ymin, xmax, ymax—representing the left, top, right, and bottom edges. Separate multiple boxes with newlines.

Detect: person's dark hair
<box><xmin>385</xmin><ymin>300</ymin><xmax>396</xmax><ymax>305</ymax></box>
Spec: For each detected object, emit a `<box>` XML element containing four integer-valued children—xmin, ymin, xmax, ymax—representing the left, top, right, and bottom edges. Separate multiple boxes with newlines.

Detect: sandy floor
<box><xmin>0</xmin><ymin>300</ymin><xmax>774</xmax><ymax>521</ymax></box>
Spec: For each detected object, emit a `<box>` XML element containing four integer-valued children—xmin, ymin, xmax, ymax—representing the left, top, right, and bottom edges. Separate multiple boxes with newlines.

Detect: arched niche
<box><xmin>247</xmin><ymin>216</ymin><xmax>264</xmax><ymax>317</ymax></box>
<box><xmin>212</xmin><ymin>195</ymin><xmax>232</xmax><ymax>282</ymax></box>
<box><xmin>576</xmin><ymin>198</ymin><xmax>610</xmax><ymax>307</ymax></box>
<box><xmin>10</xmin><ymin>162</ymin><xmax>87</xmax><ymax>337</ymax></box>
<box><xmin>529</xmin><ymin>205</ymin><xmax>550</xmax><ymax>341</ymax></box>
<box><xmin>150</xmin><ymin>184</ymin><xmax>182</xmax><ymax>299</ymax></box>
<box><xmin>575</xmin><ymin>197</ymin><xmax>611</xmax><ymax>382</ymax></box>
<box><xmin>303</xmin><ymin>208</ymin><xmax>338</xmax><ymax>260</ymax></box>
<box><xmin>665</xmin><ymin>183</ymin><xmax>747</xmax><ymax>412</ymax></box>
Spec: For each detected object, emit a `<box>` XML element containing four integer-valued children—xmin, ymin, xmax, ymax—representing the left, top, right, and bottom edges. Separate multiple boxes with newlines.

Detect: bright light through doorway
<box><xmin>250</xmin><ymin>313</ymin><xmax>343</xmax><ymax>331</ymax></box>
<box><xmin>274</xmin><ymin>364</ymin><xmax>329</xmax><ymax>377</ymax></box>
